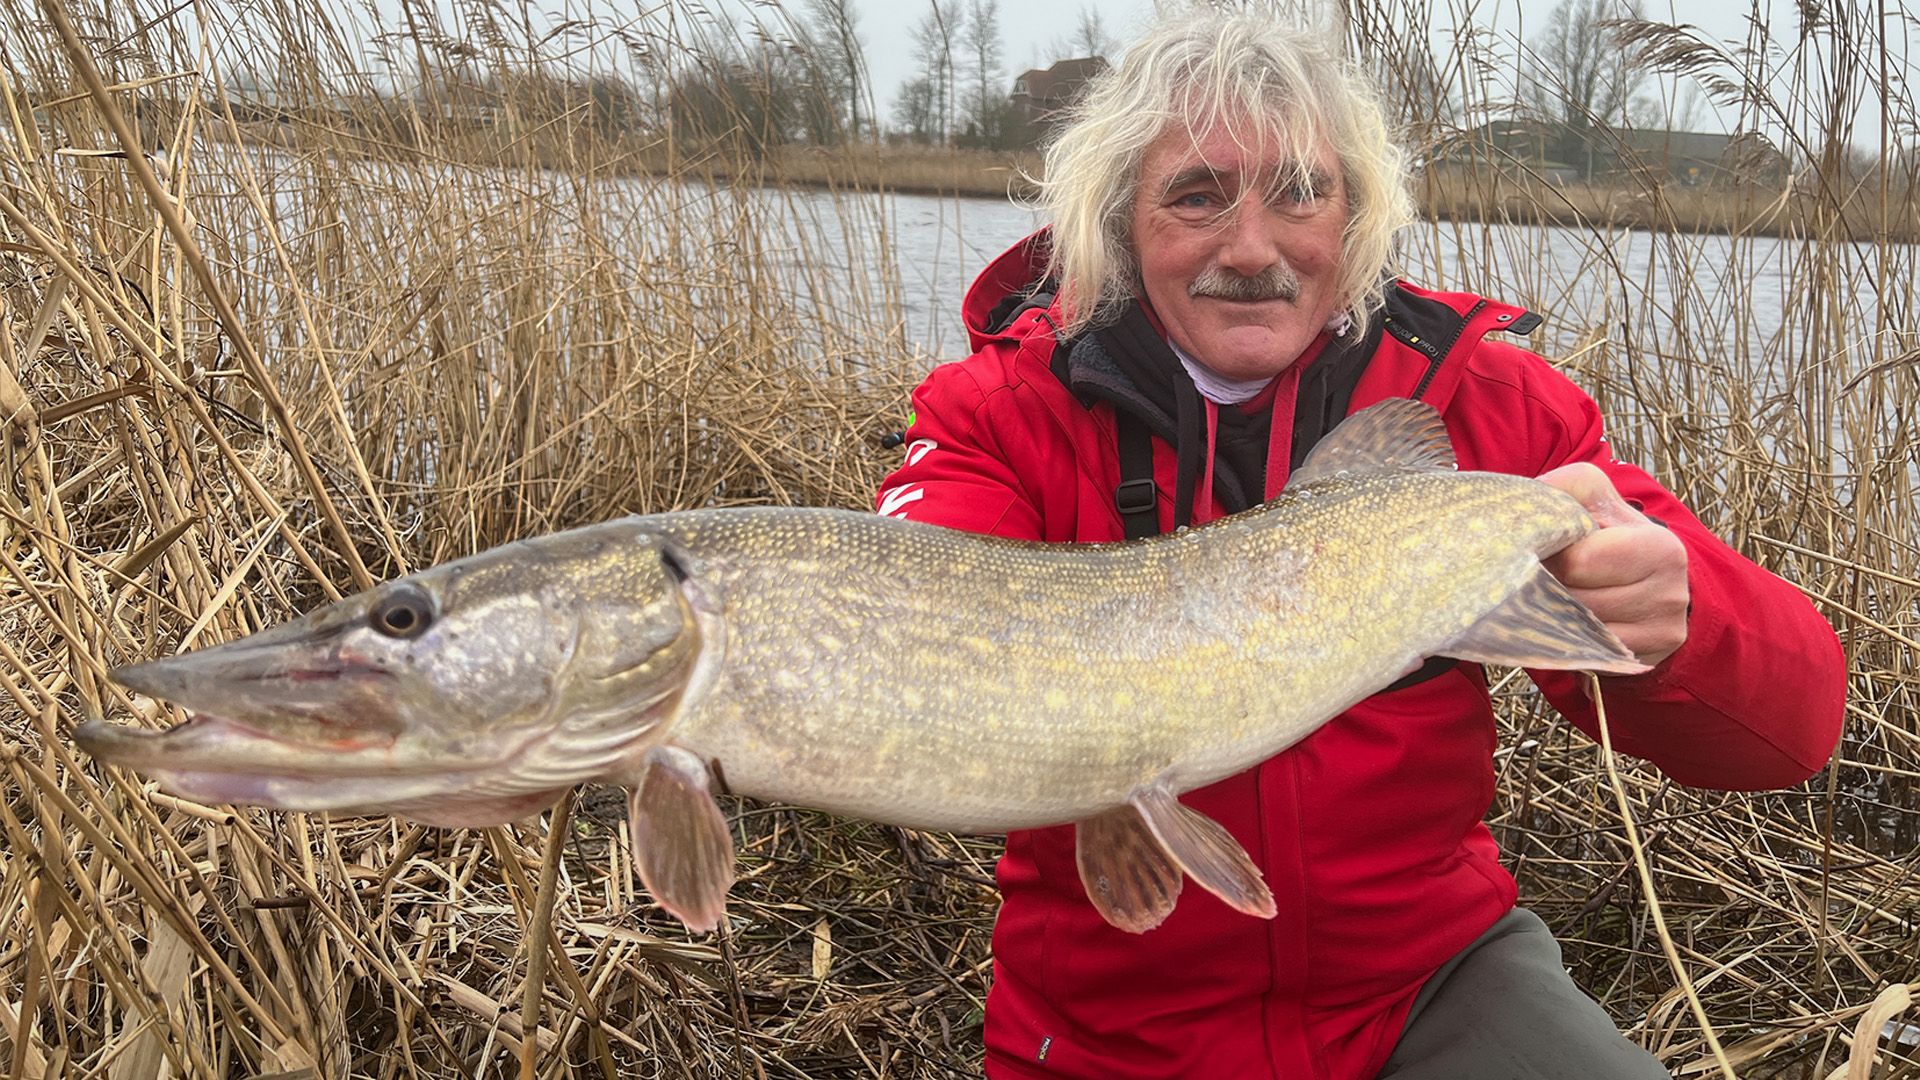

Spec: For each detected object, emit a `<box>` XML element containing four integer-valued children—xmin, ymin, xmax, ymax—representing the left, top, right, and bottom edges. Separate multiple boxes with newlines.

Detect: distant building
<box><xmin>225</xmin><ymin>85</ymin><xmax>299</xmax><ymax>124</ymax></box>
<box><xmin>1616</xmin><ymin>128</ymin><xmax>1789</xmax><ymax>187</ymax></box>
<box><xmin>1427</xmin><ymin>119</ymin><xmax>1788</xmax><ymax>188</ymax></box>
<box><xmin>1009</xmin><ymin>57</ymin><xmax>1108</xmax><ymax>143</ymax></box>
<box><xmin>1426</xmin><ymin>118</ymin><xmax>1579</xmax><ymax>183</ymax></box>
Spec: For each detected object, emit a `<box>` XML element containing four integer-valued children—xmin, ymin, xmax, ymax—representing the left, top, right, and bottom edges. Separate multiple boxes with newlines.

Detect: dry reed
<box><xmin>0</xmin><ymin>0</ymin><xmax>1916</xmax><ymax>1077</ymax></box>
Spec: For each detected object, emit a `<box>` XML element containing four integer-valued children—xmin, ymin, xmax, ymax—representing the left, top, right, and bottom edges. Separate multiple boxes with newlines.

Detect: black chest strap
<box><xmin>1116</xmin><ymin>410</ymin><xmax>1160</xmax><ymax>540</ymax></box>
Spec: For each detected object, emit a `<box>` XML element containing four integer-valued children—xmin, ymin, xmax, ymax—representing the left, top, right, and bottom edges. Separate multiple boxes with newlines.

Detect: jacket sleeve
<box><xmin>1524</xmin><ymin>384</ymin><xmax>1846</xmax><ymax>791</ymax></box>
<box><xmin>873</xmin><ymin>360</ymin><xmax>1047</xmax><ymax>542</ymax></box>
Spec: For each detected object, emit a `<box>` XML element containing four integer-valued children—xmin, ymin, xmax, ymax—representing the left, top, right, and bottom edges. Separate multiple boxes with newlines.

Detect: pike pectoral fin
<box><xmin>1132</xmin><ymin>786</ymin><xmax>1276</xmax><ymax>922</ymax></box>
<box><xmin>1442</xmin><ymin>565</ymin><xmax>1650</xmax><ymax>675</ymax></box>
<box><xmin>1076</xmin><ymin>806</ymin><xmax>1184</xmax><ymax>933</ymax></box>
<box><xmin>627</xmin><ymin>745</ymin><xmax>735</xmax><ymax>934</ymax></box>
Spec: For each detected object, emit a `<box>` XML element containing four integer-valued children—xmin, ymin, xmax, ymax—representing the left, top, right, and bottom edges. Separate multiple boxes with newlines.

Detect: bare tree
<box><xmin>1363</xmin><ymin>37</ymin><xmax>1456</xmax><ymax>128</ymax></box>
<box><xmin>802</xmin><ymin>0</ymin><xmax>872</xmax><ymax>142</ymax></box>
<box><xmin>900</xmin><ymin>0</ymin><xmax>962</xmax><ymax>144</ymax></box>
<box><xmin>1522</xmin><ymin>0</ymin><xmax>1649</xmax><ymax>178</ymax></box>
<box><xmin>1045</xmin><ymin>3</ymin><xmax>1113</xmax><ymax>67</ymax></box>
<box><xmin>893</xmin><ymin>75</ymin><xmax>937</xmax><ymax>142</ymax></box>
<box><xmin>667</xmin><ymin>34</ymin><xmax>816</xmax><ymax>155</ymax></box>
<box><xmin>1071</xmin><ymin>5</ymin><xmax>1113</xmax><ymax>60</ymax></box>
<box><xmin>960</xmin><ymin>0</ymin><xmax>1004</xmax><ymax>145</ymax></box>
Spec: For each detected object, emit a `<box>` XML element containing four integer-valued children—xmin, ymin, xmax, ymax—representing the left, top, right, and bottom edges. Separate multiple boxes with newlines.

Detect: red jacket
<box><xmin>875</xmin><ymin>233</ymin><xmax>1846</xmax><ymax>1079</ymax></box>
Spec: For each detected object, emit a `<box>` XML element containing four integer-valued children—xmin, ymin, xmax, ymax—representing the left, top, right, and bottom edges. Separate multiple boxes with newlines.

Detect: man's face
<box><xmin>1130</xmin><ymin>119</ymin><xmax>1349</xmax><ymax>380</ymax></box>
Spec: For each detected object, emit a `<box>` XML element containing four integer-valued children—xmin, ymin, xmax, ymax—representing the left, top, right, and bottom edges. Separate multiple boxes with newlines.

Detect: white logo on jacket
<box><xmin>878</xmin><ymin>484</ymin><xmax>925</xmax><ymax>518</ymax></box>
<box><xmin>905</xmin><ymin>438</ymin><xmax>938</xmax><ymax>466</ymax></box>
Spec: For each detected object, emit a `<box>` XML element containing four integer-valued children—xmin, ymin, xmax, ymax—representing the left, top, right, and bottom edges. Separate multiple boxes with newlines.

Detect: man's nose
<box><xmin>1213</xmin><ymin>199</ymin><xmax>1283</xmax><ymax>276</ymax></box>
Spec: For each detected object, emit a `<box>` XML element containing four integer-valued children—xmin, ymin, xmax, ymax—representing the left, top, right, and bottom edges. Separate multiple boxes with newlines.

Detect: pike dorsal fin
<box><xmin>1286</xmin><ymin>398</ymin><xmax>1455</xmax><ymax>490</ymax></box>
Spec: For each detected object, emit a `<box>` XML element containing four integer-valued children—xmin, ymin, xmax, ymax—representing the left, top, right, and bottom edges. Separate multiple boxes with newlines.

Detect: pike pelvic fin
<box><xmin>1131</xmin><ymin>787</ymin><xmax>1275</xmax><ymax>920</ymax></box>
<box><xmin>1073</xmin><ymin>785</ymin><xmax>1277</xmax><ymax>932</ymax></box>
<box><xmin>1076</xmin><ymin>805</ymin><xmax>1184</xmax><ymax>933</ymax></box>
<box><xmin>628</xmin><ymin>745</ymin><xmax>736</xmax><ymax>933</ymax></box>
<box><xmin>1441</xmin><ymin>564</ymin><xmax>1650</xmax><ymax>675</ymax></box>
<box><xmin>1285</xmin><ymin>397</ymin><xmax>1455</xmax><ymax>490</ymax></box>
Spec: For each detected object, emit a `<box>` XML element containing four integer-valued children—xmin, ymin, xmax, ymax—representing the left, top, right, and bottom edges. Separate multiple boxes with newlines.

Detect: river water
<box><xmin>770</xmin><ymin>183</ymin><xmax>1901</xmax><ymax>383</ymax></box>
<box><xmin>219</xmin><ymin>143</ymin><xmax>1905</xmax><ymax>386</ymax></box>
<box><xmin>207</xmin><ymin>146</ymin><xmax>1912</xmax><ymax>479</ymax></box>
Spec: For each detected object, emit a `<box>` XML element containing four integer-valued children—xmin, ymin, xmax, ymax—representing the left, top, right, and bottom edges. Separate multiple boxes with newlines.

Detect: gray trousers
<box><xmin>1379</xmin><ymin>908</ymin><xmax>1673</xmax><ymax>1079</ymax></box>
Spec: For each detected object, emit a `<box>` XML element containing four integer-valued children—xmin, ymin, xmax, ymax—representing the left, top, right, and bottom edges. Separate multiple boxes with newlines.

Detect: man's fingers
<box><xmin>1537</xmin><ymin>462</ymin><xmax>1644</xmax><ymax>528</ymax></box>
<box><xmin>1558</xmin><ymin>577</ymin><xmax>1687</xmax><ymax>629</ymax></box>
<box><xmin>1535</xmin><ymin>464</ymin><xmax>1691</xmax><ymax>666</ymax></box>
<box><xmin>1544</xmin><ymin>524</ymin><xmax>1685</xmax><ymax>590</ymax></box>
<box><xmin>1587</xmin><ymin>613</ymin><xmax>1688</xmax><ymax>667</ymax></box>
<box><xmin>1542</xmin><ymin>517</ymin><xmax>1691</xmax><ymax>669</ymax></box>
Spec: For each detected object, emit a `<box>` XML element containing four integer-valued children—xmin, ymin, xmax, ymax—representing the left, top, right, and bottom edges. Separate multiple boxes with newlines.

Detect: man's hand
<box><xmin>1536</xmin><ymin>463</ymin><xmax>1690</xmax><ymax>670</ymax></box>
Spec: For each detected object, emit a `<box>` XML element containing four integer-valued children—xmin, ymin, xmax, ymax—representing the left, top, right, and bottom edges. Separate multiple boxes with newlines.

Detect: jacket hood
<box><xmin>963</xmin><ymin>228</ymin><xmax>1056</xmax><ymax>353</ymax></box>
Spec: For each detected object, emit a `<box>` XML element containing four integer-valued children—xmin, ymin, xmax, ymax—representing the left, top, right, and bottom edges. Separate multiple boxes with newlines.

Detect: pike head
<box><xmin>75</xmin><ymin>521</ymin><xmax>721</xmax><ymax>826</ymax></box>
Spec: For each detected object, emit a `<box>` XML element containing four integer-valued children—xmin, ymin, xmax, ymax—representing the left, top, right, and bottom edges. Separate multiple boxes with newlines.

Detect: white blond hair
<box><xmin>1039</xmin><ymin>11</ymin><xmax>1414</xmax><ymax>337</ymax></box>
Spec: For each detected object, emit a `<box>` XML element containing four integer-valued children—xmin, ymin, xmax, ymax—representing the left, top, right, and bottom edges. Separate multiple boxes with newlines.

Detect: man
<box><xmin>875</xmin><ymin>12</ymin><xmax>1845</xmax><ymax>1079</ymax></box>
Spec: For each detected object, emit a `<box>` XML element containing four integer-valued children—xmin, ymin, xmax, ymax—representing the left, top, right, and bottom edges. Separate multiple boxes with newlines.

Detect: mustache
<box><xmin>1189</xmin><ymin>264</ymin><xmax>1301</xmax><ymax>302</ymax></box>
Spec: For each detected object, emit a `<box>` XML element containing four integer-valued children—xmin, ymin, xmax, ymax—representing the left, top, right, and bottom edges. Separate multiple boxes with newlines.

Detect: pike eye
<box><xmin>370</xmin><ymin>587</ymin><xmax>434</xmax><ymax>639</ymax></box>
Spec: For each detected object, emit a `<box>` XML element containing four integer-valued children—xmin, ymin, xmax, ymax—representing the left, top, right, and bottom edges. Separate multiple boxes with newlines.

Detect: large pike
<box><xmin>77</xmin><ymin>399</ymin><xmax>1644</xmax><ymax>933</ymax></box>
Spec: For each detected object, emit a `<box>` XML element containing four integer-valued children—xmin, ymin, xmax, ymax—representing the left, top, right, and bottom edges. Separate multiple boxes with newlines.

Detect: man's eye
<box><xmin>1277</xmin><ymin>183</ymin><xmax>1318</xmax><ymax>206</ymax></box>
<box><xmin>1172</xmin><ymin>192</ymin><xmax>1215</xmax><ymax>209</ymax></box>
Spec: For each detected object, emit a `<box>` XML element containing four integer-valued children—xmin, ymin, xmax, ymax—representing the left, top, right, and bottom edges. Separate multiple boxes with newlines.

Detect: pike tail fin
<box><xmin>628</xmin><ymin>745</ymin><xmax>736</xmax><ymax>933</ymax></box>
<box><xmin>1442</xmin><ymin>564</ymin><xmax>1649</xmax><ymax>675</ymax></box>
<box><xmin>1075</xmin><ymin>785</ymin><xmax>1275</xmax><ymax>934</ymax></box>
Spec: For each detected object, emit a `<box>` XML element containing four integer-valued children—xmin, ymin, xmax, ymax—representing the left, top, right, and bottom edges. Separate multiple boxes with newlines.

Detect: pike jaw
<box><xmin>75</xmin><ymin>523</ymin><xmax>716</xmax><ymax>826</ymax></box>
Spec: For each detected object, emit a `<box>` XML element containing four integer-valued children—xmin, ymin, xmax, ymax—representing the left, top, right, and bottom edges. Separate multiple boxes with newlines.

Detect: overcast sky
<box><xmin>848</xmin><ymin>0</ymin><xmax>1803</xmax><ymax>135</ymax></box>
<box><xmin>277</xmin><ymin>0</ymin><xmax>1911</xmax><ymax>142</ymax></box>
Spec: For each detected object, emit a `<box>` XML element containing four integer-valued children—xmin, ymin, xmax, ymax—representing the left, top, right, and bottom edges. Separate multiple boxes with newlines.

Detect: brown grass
<box><xmin>1419</xmin><ymin>165</ymin><xmax>1920</xmax><ymax>243</ymax></box>
<box><xmin>1</xmin><ymin>0</ymin><xmax>1917</xmax><ymax>1077</ymax></box>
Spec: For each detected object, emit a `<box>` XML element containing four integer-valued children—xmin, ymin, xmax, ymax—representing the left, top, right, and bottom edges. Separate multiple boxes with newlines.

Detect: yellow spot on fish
<box><xmin>1043</xmin><ymin>689</ymin><xmax>1068</xmax><ymax>710</ymax></box>
<box><xmin>901</xmin><ymin>687</ymin><xmax>925</xmax><ymax>709</ymax></box>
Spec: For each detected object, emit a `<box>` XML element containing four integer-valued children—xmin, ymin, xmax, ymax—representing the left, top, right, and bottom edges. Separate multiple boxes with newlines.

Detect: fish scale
<box><xmin>75</xmin><ymin>398</ymin><xmax>1645</xmax><ymax>933</ymax></box>
<box><xmin>658</xmin><ymin>466</ymin><xmax>1587</xmax><ymax>834</ymax></box>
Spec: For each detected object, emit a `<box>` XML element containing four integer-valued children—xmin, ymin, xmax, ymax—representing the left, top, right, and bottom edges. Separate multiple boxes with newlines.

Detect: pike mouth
<box><xmin>72</xmin><ymin>710</ymin><xmax>475</xmax><ymax>812</ymax></box>
<box><xmin>74</xmin><ymin>706</ymin><xmax>632</xmax><ymax>827</ymax></box>
<box><xmin>82</xmin><ymin>649</ymin><xmax>422</xmax><ymax>767</ymax></box>
<box><xmin>76</xmin><ymin>706</ymin><xmax>396</xmax><ymax>762</ymax></box>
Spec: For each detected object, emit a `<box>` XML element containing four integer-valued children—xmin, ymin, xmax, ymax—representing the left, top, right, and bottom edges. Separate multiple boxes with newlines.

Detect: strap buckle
<box><xmin>1115</xmin><ymin>478</ymin><xmax>1158</xmax><ymax>516</ymax></box>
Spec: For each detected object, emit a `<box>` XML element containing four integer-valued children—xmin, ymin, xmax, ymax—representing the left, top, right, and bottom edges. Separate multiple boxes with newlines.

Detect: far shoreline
<box><xmin>722</xmin><ymin>147</ymin><xmax>1919</xmax><ymax>245</ymax></box>
<box><xmin>227</xmin><ymin>124</ymin><xmax>1920</xmax><ymax>244</ymax></box>
<box><xmin>742</xmin><ymin>153</ymin><xmax>1920</xmax><ymax>245</ymax></box>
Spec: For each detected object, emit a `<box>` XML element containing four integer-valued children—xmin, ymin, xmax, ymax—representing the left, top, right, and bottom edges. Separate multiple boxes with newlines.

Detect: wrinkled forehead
<box><xmin>1138</xmin><ymin>108</ymin><xmax>1339</xmax><ymax>196</ymax></box>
